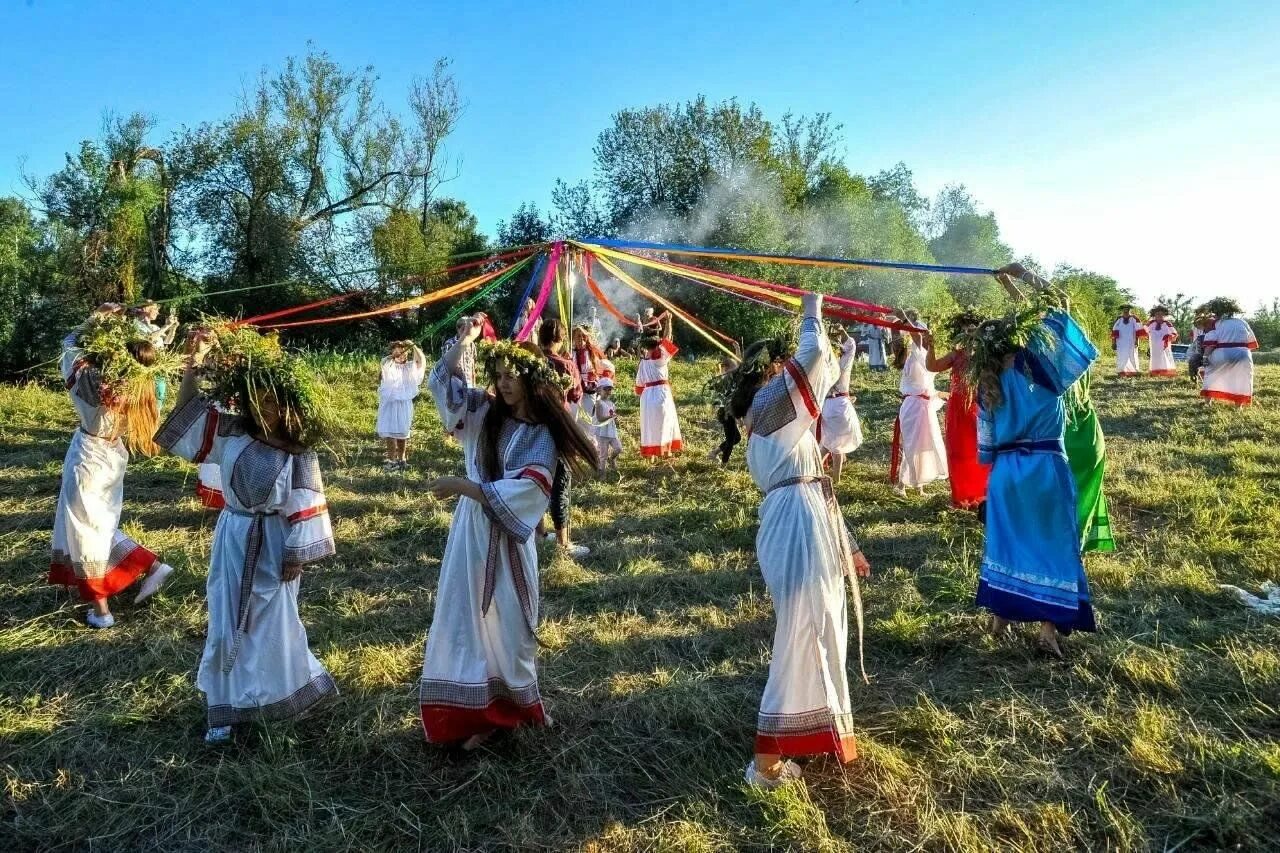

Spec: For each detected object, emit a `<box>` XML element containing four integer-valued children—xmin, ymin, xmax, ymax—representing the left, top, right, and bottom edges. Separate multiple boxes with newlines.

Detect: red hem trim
<box><xmin>420</xmin><ymin>700</ymin><xmax>546</xmax><ymax>743</ymax></box>
<box><xmin>755</xmin><ymin>731</ymin><xmax>858</xmax><ymax>763</ymax></box>
<box><xmin>47</xmin><ymin>545</ymin><xmax>156</xmax><ymax>600</ymax></box>
<box><xmin>196</xmin><ymin>483</ymin><xmax>225</xmax><ymax>509</ymax></box>
<box><xmin>1148</xmin><ymin>370</ymin><xmax>1178</xmax><ymax>377</ymax></box>
<box><xmin>287</xmin><ymin>504</ymin><xmax>328</xmax><ymax>523</ymax></box>
<box><xmin>1202</xmin><ymin>390</ymin><xmax>1252</xmax><ymax>405</ymax></box>
<box><xmin>640</xmin><ymin>439</ymin><xmax>683</xmax><ymax>457</ymax></box>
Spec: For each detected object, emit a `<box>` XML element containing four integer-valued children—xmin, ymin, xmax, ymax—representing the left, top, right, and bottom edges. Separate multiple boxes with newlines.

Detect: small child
<box><xmin>594</xmin><ymin>377</ymin><xmax>622</xmax><ymax>472</ymax></box>
<box><xmin>706</xmin><ymin>354</ymin><xmax>741</xmax><ymax>465</ymax></box>
<box><xmin>376</xmin><ymin>340</ymin><xmax>426</xmax><ymax>471</ymax></box>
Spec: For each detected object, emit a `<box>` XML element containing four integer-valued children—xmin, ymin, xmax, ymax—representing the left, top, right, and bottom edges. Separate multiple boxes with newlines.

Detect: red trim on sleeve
<box><xmin>658</xmin><ymin>339</ymin><xmax>678</xmax><ymax>357</ymax></box>
<box><xmin>193</xmin><ymin>408</ymin><xmax>219</xmax><ymax>463</ymax></box>
<box><xmin>287</xmin><ymin>504</ymin><xmax>329</xmax><ymax>523</ymax></box>
<box><xmin>1110</xmin><ymin>331</ymin><xmax>1119</xmax><ymax>342</ymax></box>
<box><xmin>65</xmin><ymin>358</ymin><xmax>88</xmax><ymax>390</ymax></box>
<box><xmin>784</xmin><ymin>358</ymin><xmax>819</xmax><ymax>418</ymax></box>
<box><xmin>519</xmin><ymin>467</ymin><xmax>553</xmax><ymax>496</ymax></box>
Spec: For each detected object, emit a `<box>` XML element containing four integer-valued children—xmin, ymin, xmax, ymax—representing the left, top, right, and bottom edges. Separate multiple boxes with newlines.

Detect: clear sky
<box><xmin>3</xmin><ymin>0</ymin><xmax>1277</xmax><ymax>307</ymax></box>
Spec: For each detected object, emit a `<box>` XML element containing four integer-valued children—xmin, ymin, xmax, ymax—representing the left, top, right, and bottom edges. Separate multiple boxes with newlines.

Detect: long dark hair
<box><xmin>478</xmin><ymin>371</ymin><xmax>597</xmax><ymax>481</ymax></box>
<box><xmin>538</xmin><ymin>318</ymin><xmax>567</xmax><ymax>350</ymax></box>
<box><xmin>727</xmin><ymin>335</ymin><xmax>792</xmax><ymax>420</ymax></box>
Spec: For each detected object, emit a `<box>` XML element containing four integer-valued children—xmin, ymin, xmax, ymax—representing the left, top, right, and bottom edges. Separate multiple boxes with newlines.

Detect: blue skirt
<box><xmin>977</xmin><ymin>449</ymin><xmax>1096</xmax><ymax>633</ymax></box>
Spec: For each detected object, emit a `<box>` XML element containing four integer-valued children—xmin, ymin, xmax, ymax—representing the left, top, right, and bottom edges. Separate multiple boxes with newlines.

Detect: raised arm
<box><xmin>921</xmin><ymin>329</ymin><xmax>956</xmax><ymax>373</ymax></box>
<box><xmin>176</xmin><ymin>329</ymin><xmax>213</xmax><ymax>409</ymax></box>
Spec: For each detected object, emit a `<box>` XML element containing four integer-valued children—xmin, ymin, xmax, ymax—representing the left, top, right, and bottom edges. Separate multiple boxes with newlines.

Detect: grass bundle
<box><xmin>75</xmin><ymin>313</ymin><xmax>183</xmax><ymax>404</ymax></box>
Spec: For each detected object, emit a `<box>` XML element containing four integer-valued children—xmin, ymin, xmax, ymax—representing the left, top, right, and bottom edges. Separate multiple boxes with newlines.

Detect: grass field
<box><xmin>2</xmin><ymin>353</ymin><xmax>1278</xmax><ymax>852</ymax></box>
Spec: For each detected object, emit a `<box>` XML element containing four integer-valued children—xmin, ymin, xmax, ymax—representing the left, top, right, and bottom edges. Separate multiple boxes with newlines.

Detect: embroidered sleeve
<box><xmin>283</xmin><ymin>453</ymin><xmax>335</xmax><ymax>565</ymax></box>
<box><xmin>480</xmin><ymin>464</ymin><xmax>553</xmax><ymax>542</ymax></box>
<box><xmin>789</xmin><ymin>313</ymin><xmax>837</xmax><ymax>411</ymax></box>
<box><xmin>155</xmin><ymin>394</ymin><xmax>234</xmax><ymax>465</ymax></box>
<box><xmin>428</xmin><ymin>356</ymin><xmax>489</xmax><ymax>440</ymax></box>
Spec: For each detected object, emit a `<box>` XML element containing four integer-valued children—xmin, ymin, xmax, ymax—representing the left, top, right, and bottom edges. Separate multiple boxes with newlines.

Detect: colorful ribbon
<box><xmin>516</xmin><ymin>242</ymin><xmax>563</xmax><ymax>342</ymax></box>
<box><xmin>427</xmin><ymin>255</ymin><xmax>535</xmax><ymax>337</ymax></box>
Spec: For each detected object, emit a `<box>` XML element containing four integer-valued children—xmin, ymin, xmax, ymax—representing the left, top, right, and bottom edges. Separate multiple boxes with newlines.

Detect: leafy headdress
<box><xmin>75</xmin><ymin>313</ymin><xmax>182</xmax><ymax>406</ymax></box>
<box><xmin>964</xmin><ymin>303</ymin><xmax>1053</xmax><ymax>409</ymax></box>
<box><xmin>478</xmin><ymin>338</ymin><xmax>574</xmax><ymax>393</ymax></box>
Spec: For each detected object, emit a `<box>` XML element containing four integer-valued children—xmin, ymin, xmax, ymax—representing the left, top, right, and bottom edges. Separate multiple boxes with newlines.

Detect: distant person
<box><xmin>1145</xmin><ymin>306</ymin><xmax>1179</xmax><ymax>377</ymax></box>
<box><xmin>593</xmin><ymin>376</ymin><xmax>622</xmax><ymax>473</ymax></box>
<box><xmin>1111</xmin><ymin>304</ymin><xmax>1145</xmax><ymax>377</ymax></box>
<box><xmin>49</xmin><ymin>307</ymin><xmax>175</xmax><ymax>628</ymax></box>
<box><xmin>571</xmin><ymin>325</ymin><xmax>604</xmax><ymax>425</ymax></box>
<box><xmin>1186</xmin><ymin>312</ymin><xmax>1215</xmax><ymax>383</ymax></box>
<box><xmin>420</xmin><ymin>322</ymin><xmax>596</xmax><ymax>749</ymax></box>
<box><xmin>513</xmin><ymin>296</ymin><xmax>541</xmax><ymax>341</ymax></box>
<box><xmin>706</xmin><ymin>351</ymin><xmax>742</xmax><ymax>466</ymax></box>
<box><xmin>588</xmin><ymin>307</ymin><xmax>604</xmax><ymax>345</ymax></box>
<box><xmin>816</xmin><ymin>325</ymin><xmax>864</xmax><ymax>482</ymax></box>
<box><xmin>636</xmin><ymin>306</ymin><xmax>664</xmax><ymax>337</ymax></box>
<box><xmin>377</xmin><ymin>339</ymin><xmax>426</xmax><ymax>471</ymax></box>
<box><xmin>864</xmin><ymin>322</ymin><xmax>889</xmax><ymax>372</ymax></box>
<box><xmin>538</xmin><ymin>318</ymin><xmax>590</xmax><ymax>557</ymax></box>
<box><xmin>727</xmin><ymin>291</ymin><xmax>869</xmax><ymax>788</ymax></box>
<box><xmin>635</xmin><ymin>313</ymin><xmax>683</xmax><ymax>460</ymax></box>
<box><xmin>1200</xmin><ymin>299</ymin><xmax>1258</xmax><ymax>406</ymax></box>
<box><xmin>604</xmin><ymin>337</ymin><xmax>624</xmax><ymax>360</ymax></box>
<box><xmin>442</xmin><ymin>316</ymin><xmax>479</xmax><ymax>387</ymax></box>
<box><xmin>924</xmin><ymin>310</ymin><xmax>989</xmax><ymax>510</ymax></box>
<box><xmin>132</xmin><ymin>300</ymin><xmax>179</xmax><ymax>406</ymax></box>
<box><xmin>891</xmin><ymin>312</ymin><xmax>948</xmax><ymax>496</ymax></box>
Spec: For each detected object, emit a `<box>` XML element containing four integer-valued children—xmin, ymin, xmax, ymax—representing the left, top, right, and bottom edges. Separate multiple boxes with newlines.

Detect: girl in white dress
<box><xmin>421</xmin><ymin>322</ymin><xmax>597</xmax><ymax>750</ymax></box>
<box><xmin>49</xmin><ymin>309</ymin><xmax>176</xmax><ymax>628</ymax></box>
<box><xmin>891</xmin><ymin>320</ymin><xmax>948</xmax><ymax>495</ymax></box>
<box><xmin>634</xmin><ymin>315</ymin><xmax>683</xmax><ymax>459</ymax></box>
<box><xmin>158</xmin><ymin>329</ymin><xmax>338</xmax><ymax>744</ymax></box>
<box><xmin>1145</xmin><ymin>307</ymin><xmax>1179</xmax><ymax>377</ymax></box>
<box><xmin>1111</xmin><ymin>306</ymin><xmax>1145</xmax><ymax>377</ymax></box>
<box><xmin>816</xmin><ymin>327</ymin><xmax>864</xmax><ymax>481</ymax></box>
<box><xmin>593</xmin><ymin>377</ymin><xmax>622</xmax><ymax>472</ymax></box>
<box><xmin>728</xmin><ymin>292</ymin><xmax>871</xmax><ymax>788</ymax></box>
<box><xmin>376</xmin><ymin>340</ymin><xmax>426</xmax><ymax>471</ymax></box>
<box><xmin>1200</xmin><ymin>299</ymin><xmax>1259</xmax><ymax>406</ymax></box>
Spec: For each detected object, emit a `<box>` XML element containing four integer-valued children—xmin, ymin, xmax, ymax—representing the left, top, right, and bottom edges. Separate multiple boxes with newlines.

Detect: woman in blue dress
<box><xmin>973</xmin><ymin>316</ymin><xmax>1096</xmax><ymax>657</ymax></box>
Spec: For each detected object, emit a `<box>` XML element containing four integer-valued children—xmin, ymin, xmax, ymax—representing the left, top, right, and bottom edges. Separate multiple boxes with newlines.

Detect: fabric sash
<box><xmin>481</xmin><ymin>523</ymin><xmax>538</xmax><ymax>643</ymax></box>
<box><xmin>220</xmin><ymin>508</ymin><xmax>278</xmax><ymax>673</ymax></box>
<box><xmin>766</xmin><ymin>474</ymin><xmax>868</xmax><ymax>684</ymax></box>
<box><xmin>1207</xmin><ymin>342</ymin><xmax>1251</xmax><ymax>349</ymax></box>
<box><xmin>994</xmin><ymin>439</ymin><xmax>1065</xmax><ymax>456</ymax></box>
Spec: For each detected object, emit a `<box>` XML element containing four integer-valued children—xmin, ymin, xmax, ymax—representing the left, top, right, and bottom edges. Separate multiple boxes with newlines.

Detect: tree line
<box><xmin>1</xmin><ymin>48</ymin><xmax>1268</xmax><ymax>377</ymax></box>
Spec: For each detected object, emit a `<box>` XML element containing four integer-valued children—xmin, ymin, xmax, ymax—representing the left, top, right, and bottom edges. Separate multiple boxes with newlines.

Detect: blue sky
<box><xmin>3</xmin><ymin>0</ymin><xmax>1277</xmax><ymax>307</ymax></box>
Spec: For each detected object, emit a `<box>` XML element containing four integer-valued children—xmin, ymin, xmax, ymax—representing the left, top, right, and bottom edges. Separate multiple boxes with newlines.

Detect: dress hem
<box><xmin>47</xmin><ymin>544</ymin><xmax>156</xmax><ymax>600</ymax></box>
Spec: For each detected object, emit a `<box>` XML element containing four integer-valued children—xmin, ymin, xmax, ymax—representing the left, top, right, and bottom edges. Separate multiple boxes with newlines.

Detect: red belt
<box><xmin>1209</xmin><ymin>342</ymin><xmax>1252</xmax><ymax>348</ymax></box>
<box><xmin>900</xmin><ymin>392</ymin><xmax>931</xmax><ymax>399</ymax></box>
<box><xmin>638</xmin><ymin>380</ymin><xmax>669</xmax><ymax>389</ymax></box>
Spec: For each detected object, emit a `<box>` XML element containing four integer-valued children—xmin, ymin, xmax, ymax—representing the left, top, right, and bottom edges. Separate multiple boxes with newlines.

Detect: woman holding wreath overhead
<box><xmin>420</xmin><ymin>318</ymin><xmax>597</xmax><ymax>750</ymax></box>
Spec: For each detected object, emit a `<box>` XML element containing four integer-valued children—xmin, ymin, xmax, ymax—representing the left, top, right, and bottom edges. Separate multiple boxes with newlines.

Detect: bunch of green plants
<box><xmin>75</xmin><ymin>313</ymin><xmax>182</xmax><ymax>403</ymax></box>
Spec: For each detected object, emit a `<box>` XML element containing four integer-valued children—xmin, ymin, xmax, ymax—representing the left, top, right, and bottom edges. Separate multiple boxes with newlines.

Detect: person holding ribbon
<box><xmin>971</xmin><ymin>307</ymin><xmax>1097</xmax><ymax>658</ymax></box>
<box><xmin>157</xmin><ymin>326</ymin><xmax>338</xmax><ymax>744</ymax></box>
<box><xmin>923</xmin><ymin>310</ymin><xmax>989</xmax><ymax>510</ymax></box>
<box><xmin>1199</xmin><ymin>298</ymin><xmax>1259</xmax><ymax>406</ymax></box>
<box><xmin>420</xmin><ymin>320</ymin><xmax>597</xmax><ymax>750</ymax></box>
<box><xmin>816</xmin><ymin>325</ymin><xmax>864</xmax><ymax>482</ymax></box>
<box><xmin>376</xmin><ymin>339</ymin><xmax>427</xmax><ymax>472</ymax></box>
<box><xmin>890</xmin><ymin>312</ymin><xmax>948</xmax><ymax>496</ymax></box>
<box><xmin>635</xmin><ymin>313</ymin><xmax>684</xmax><ymax>459</ymax></box>
<box><xmin>728</xmin><ymin>291</ymin><xmax>870</xmax><ymax>788</ymax></box>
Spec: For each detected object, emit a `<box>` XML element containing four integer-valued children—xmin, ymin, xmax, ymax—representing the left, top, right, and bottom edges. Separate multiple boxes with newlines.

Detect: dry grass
<box><xmin>1</xmin><ymin>355</ymin><xmax>1278</xmax><ymax>851</ymax></box>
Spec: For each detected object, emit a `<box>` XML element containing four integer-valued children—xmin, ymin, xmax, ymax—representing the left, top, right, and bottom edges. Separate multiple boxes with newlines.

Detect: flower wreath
<box><xmin>477</xmin><ymin>339</ymin><xmax>574</xmax><ymax>392</ymax></box>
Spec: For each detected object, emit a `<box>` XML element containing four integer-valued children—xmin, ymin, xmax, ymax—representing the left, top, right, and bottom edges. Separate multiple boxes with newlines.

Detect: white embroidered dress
<box><xmin>376</xmin><ymin>357</ymin><xmax>426</xmax><ymax>439</ymax></box>
<box><xmin>817</xmin><ymin>338</ymin><xmax>864</xmax><ymax>454</ymax></box>
<box><xmin>892</xmin><ymin>340</ymin><xmax>948</xmax><ymax>487</ymax></box>
<box><xmin>48</xmin><ymin>341</ymin><xmax>158</xmax><ymax>600</ymax></box>
<box><xmin>745</xmin><ymin>310</ymin><xmax>863</xmax><ymax>763</ymax></box>
<box><xmin>1202</xmin><ymin>317</ymin><xmax>1259</xmax><ymax>405</ymax></box>
<box><xmin>1146</xmin><ymin>320</ymin><xmax>1179</xmax><ymax>376</ymax></box>
<box><xmin>157</xmin><ymin>396</ymin><xmax>337</xmax><ymax>727</ymax></box>
<box><xmin>635</xmin><ymin>339</ymin><xmax>683</xmax><ymax>456</ymax></box>
<box><xmin>1111</xmin><ymin>316</ymin><xmax>1145</xmax><ymax>376</ymax></box>
<box><xmin>419</xmin><ymin>353</ymin><xmax>558</xmax><ymax>742</ymax></box>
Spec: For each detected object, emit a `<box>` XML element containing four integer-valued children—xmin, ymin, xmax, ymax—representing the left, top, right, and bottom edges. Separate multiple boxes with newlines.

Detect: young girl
<box><xmin>973</xmin><ymin>310</ymin><xmax>1096</xmax><ymax>657</ymax></box>
<box><xmin>571</xmin><ymin>325</ymin><xmax>603</xmax><ymax>425</ymax></box>
<box><xmin>634</xmin><ymin>315</ymin><xmax>683</xmax><ymax>459</ymax></box>
<box><xmin>924</xmin><ymin>311</ymin><xmax>990</xmax><ymax>510</ymax></box>
<box><xmin>729</xmin><ymin>292</ymin><xmax>870</xmax><ymax>788</ymax></box>
<box><xmin>816</xmin><ymin>326</ymin><xmax>864</xmax><ymax>482</ymax></box>
<box><xmin>1200</xmin><ymin>298</ymin><xmax>1259</xmax><ymax>406</ymax></box>
<box><xmin>157</xmin><ymin>327</ymin><xmax>338</xmax><ymax>744</ymax></box>
<box><xmin>706</xmin><ymin>353</ymin><xmax>742</xmax><ymax>466</ymax></box>
<box><xmin>538</xmin><ymin>318</ymin><xmax>589</xmax><ymax>558</ymax></box>
<box><xmin>376</xmin><ymin>339</ymin><xmax>427</xmax><ymax>471</ymax></box>
<box><xmin>593</xmin><ymin>377</ymin><xmax>622</xmax><ymax>472</ymax></box>
<box><xmin>49</xmin><ymin>308</ymin><xmax>176</xmax><ymax>627</ymax></box>
<box><xmin>1145</xmin><ymin>307</ymin><xmax>1179</xmax><ymax>377</ymax></box>
<box><xmin>891</xmin><ymin>316</ymin><xmax>948</xmax><ymax>495</ymax></box>
<box><xmin>1111</xmin><ymin>305</ymin><xmax>1145</xmax><ymax>377</ymax></box>
<box><xmin>421</xmin><ymin>322</ymin><xmax>597</xmax><ymax>749</ymax></box>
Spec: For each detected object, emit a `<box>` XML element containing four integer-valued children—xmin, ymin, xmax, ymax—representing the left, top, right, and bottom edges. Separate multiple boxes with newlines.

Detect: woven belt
<box><xmin>992</xmin><ymin>439</ymin><xmax>1065</xmax><ymax>455</ymax></box>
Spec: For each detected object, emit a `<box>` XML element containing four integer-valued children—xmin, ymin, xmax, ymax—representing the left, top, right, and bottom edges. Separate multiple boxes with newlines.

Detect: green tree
<box><xmin>1154</xmin><ymin>291</ymin><xmax>1196</xmax><ymax>332</ymax></box>
<box><xmin>1053</xmin><ymin>264</ymin><xmax>1134</xmax><ymax>345</ymax></box>
<box><xmin>495</xmin><ymin>202</ymin><xmax>552</xmax><ymax>248</ymax></box>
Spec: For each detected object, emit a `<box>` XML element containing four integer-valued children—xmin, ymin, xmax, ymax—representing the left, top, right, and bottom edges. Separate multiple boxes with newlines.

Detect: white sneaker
<box><xmin>134</xmin><ymin>563</ymin><xmax>175</xmax><ymax>604</ymax></box>
<box><xmin>564</xmin><ymin>543</ymin><xmax>590</xmax><ymax>559</ymax></box>
<box><xmin>204</xmin><ymin>725</ymin><xmax>233</xmax><ymax>745</ymax></box>
<box><xmin>86</xmin><ymin>611</ymin><xmax>116</xmax><ymax>629</ymax></box>
<box><xmin>744</xmin><ymin>759</ymin><xmax>803</xmax><ymax>789</ymax></box>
